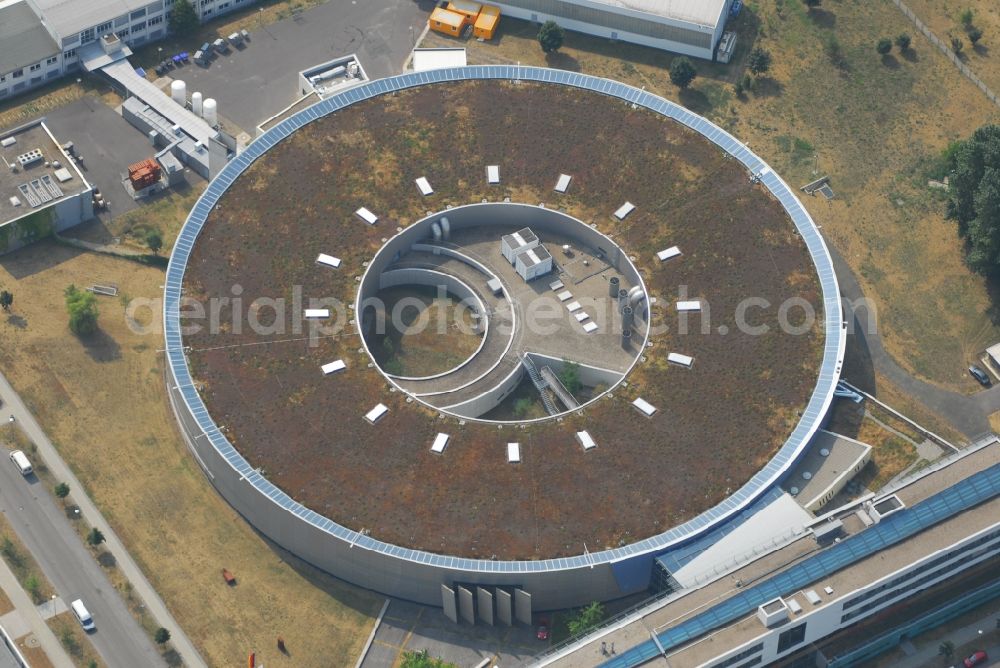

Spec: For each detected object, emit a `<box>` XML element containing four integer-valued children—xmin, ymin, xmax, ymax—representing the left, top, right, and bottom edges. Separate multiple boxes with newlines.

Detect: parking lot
<box><xmin>158</xmin><ymin>0</ymin><xmax>435</xmax><ymax>132</ymax></box>
<box><xmin>44</xmin><ymin>96</ymin><xmax>166</xmax><ymax>222</ymax></box>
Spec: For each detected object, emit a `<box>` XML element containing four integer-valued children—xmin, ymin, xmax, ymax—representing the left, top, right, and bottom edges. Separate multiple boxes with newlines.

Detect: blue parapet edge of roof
<box><xmin>162</xmin><ymin>65</ymin><xmax>846</xmax><ymax>575</ymax></box>
<box><xmin>601</xmin><ymin>462</ymin><xmax>1000</xmax><ymax>668</ymax></box>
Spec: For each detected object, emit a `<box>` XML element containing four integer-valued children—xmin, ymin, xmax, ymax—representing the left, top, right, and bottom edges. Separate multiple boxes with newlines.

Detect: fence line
<box><xmin>891</xmin><ymin>0</ymin><xmax>1000</xmax><ymax>107</ymax></box>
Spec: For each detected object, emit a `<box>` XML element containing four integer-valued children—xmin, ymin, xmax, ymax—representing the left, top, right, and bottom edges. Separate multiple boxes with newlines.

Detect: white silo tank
<box><xmin>170</xmin><ymin>80</ymin><xmax>186</xmax><ymax>105</ymax></box>
<box><xmin>202</xmin><ymin>98</ymin><xmax>217</xmax><ymax>126</ymax></box>
<box><xmin>191</xmin><ymin>91</ymin><xmax>203</xmax><ymax>116</ymax></box>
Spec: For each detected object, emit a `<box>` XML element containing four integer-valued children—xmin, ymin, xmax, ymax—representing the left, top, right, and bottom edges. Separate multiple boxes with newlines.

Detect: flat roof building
<box><xmin>486</xmin><ymin>0</ymin><xmax>733</xmax><ymax>59</ymax></box>
<box><xmin>0</xmin><ymin>0</ymin><xmax>260</xmax><ymax>102</ymax></box>
<box><xmin>0</xmin><ymin>119</ymin><xmax>93</xmax><ymax>253</ymax></box>
<box><xmin>543</xmin><ymin>438</ymin><xmax>1000</xmax><ymax>668</ymax></box>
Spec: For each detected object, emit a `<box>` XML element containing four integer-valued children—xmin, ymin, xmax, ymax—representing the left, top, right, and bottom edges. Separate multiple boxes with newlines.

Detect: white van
<box><xmin>9</xmin><ymin>450</ymin><xmax>31</xmax><ymax>476</ymax></box>
<box><xmin>70</xmin><ymin>599</ymin><xmax>95</xmax><ymax>631</ymax></box>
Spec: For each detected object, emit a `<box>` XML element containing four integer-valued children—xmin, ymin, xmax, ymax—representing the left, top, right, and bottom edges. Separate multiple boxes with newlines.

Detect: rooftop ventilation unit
<box><xmin>16</xmin><ymin>149</ymin><xmax>43</xmax><ymax>168</ymax></box>
<box><xmin>756</xmin><ymin>598</ymin><xmax>789</xmax><ymax>628</ymax></box>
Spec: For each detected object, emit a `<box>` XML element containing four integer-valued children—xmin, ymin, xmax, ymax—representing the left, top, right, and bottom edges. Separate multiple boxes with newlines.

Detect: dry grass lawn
<box><xmin>425</xmin><ymin>2</ymin><xmax>1000</xmax><ymax>396</ymax></box>
<box><xmin>903</xmin><ymin>0</ymin><xmax>1000</xmax><ymax>92</ymax></box>
<box><xmin>854</xmin><ymin>414</ymin><xmax>920</xmax><ymax>490</ymax></box>
<box><xmin>0</xmin><ymin>242</ymin><xmax>380</xmax><ymax>667</ymax></box>
<box><xmin>47</xmin><ymin>615</ymin><xmax>103</xmax><ymax>668</ymax></box>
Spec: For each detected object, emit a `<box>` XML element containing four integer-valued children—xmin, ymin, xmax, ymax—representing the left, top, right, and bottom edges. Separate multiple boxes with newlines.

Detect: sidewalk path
<box><xmin>0</xmin><ymin>371</ymin><xmax>208</xmax><ymax>668</ymax></box>
<box><xmin>0</xmin><ymin>550</ymin><xmax>73</xmax><ymax>668</ymax></box>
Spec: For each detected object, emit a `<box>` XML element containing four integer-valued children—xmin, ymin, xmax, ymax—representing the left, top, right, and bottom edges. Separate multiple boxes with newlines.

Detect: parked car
<box><xmin>536</xmin><ymin>620</ymin><xmax>550</xmax><ymax>641</ymax></box>
<box><xmin>963</xmin><ymin>650</ymin><xmax>988</xmax><ymax>667</ymax></box>
<box><xmin>70</xmin><ymin>599</ymin><xmax>95</xmax><ymax>632</ymax></box>
<box><xmin>968</xmin><ymin>365</ymin><xmax>991</xmax><ymax>387</ymax></box>
<box><xmin>213</xmin><ymin>38</ymin><xmax>230</xmax><ymax>54</ymax></box>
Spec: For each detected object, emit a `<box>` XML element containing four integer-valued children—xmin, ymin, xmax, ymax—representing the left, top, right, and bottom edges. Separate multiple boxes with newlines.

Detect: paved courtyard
<box><xmin>360</xmin><ymin>599</ymin><xmax>543</xmax><ymax>668</ymax></box>
<box><xmin>161</xmin><ymin>0</ymin><xmax>435</xmax><ymax>131</ymax></box>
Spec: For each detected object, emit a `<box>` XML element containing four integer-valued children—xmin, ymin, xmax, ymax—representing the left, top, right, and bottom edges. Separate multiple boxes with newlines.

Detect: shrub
<box><xmin>895</xmin><ymin>33</ymin><xmax>911</xmax><ymax>50</ymax></box>
<box><xmin>54</xmin><ymin>482</ymin><xmax>70</xmax><ymax>499</ymax></box>
<box><xmin>145</xmin><ymin>230</ymin><xmax>163</xmax><ymax>255</ymax></box>
<box><xmin>747</xmin><ymin>47</ymin><xmax>772</xmax><ymax>76</ymax></box>
<box><xmin>86</xmin><ymin>527</ymin><xmax>105</xmax><ymax>546</ymax></box>
<box><xmin>960</xmin><ymin>8</ymin><xmax>974</xmax><ymax>27</ymax></box>
<box><xmin>951</xmin><ymin>35</ymin><xmax>964</xmax><ymax>53</ymax></box>
<box><xmin>967</xmin><ymin>26</ymin><xmax>983</xmax><ymax>45</ymax></box>
<box><xmin>669</xmin><ymin>56</ymin><xmax>697</xmax><ymax>89</ymax></box>
<box><xmin>154</xmin><ymin>627</ymin><xmax>171</xmax><ymax>645</ymax></box>
<box><xmin>876</xmin><ymin>38</ymin><xmax>893</xmax><ymax>55</ymax></box>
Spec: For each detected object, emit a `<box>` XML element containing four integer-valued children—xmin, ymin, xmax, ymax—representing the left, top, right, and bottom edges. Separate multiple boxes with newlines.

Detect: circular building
<box><xmin>164</xmin><ymin>66</ymin><xmax>844</xmax><ymax>612</ymax></box>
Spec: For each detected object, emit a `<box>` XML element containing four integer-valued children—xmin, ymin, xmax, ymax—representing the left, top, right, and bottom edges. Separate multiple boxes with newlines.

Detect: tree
<box><xmin>951</xmin><ymin>35</ymin><xmax>965</xmax><ymax>53</ymax></box>
<box><xmin>876</xmin><ymin>38</ymin><xmax>893</xmax><ymax>55</ymax></box>
<box><xmin>145</xmin><ymin>230</ymin><xmax>163</xmax><ymax>255</ymax></box>
<box><xmin>64</xmin><ymin>285</ymin><xmax>99</xmax><ymax>337</ymax></box>
<box><xmin>54</xmin><ymin>482</ymin><xmax>70</xmax><ymax>499</ymax></box>
<box><xmin>168</xmin><ymin>0</ymin><xmax>199</xmax><ymax>37</ymax></box>
<box><xmin>895</xmin><ymin>33</ymin><xmax>912</xmax><ymax>50</ymax></box>
<box><xmin>747</xmin><ymin>47</ymin><xmax>772</xmax><ymax>76</ymax></box>
<box><xmin>559</xmin><ymin>360</ymin><xmax>582</xmax><ymax>395</ymax></box>
<box><xmin>939</xmin><ymin>640</ymin><xmax>955</xmax><ymax>661</ymax></box>
<box><xmin>566</xmin><ymin>601</ymin><xmax>605</xmax><ymax>637</ymax></box>
<box><xmin>968</xmin><ymin>26</ymin><xmax>983</xmax><ymax>45</ymax></box>
<box><xmin>0</xmin><ymin>290</ymin><xmax>11</xmax><ymax>312</ymax></box>
<box><xmin>802</xmin><ymin>0</ymin><xmax>821</xmax><ymax>8</ymax></box>
<box><xmin>947</xmin><ymin>126</ymin><xmax>1000</xmax><ymax>275</ymax></box>
<box><xmin>669</xmin><ymin>56</ymin><xmax>697</xmax><ymax>89</ymax></box>
<box><xmin>87</xmin><ymin>527</ymin><xmax>105</xmax><ymax>546</ymax></box>
<box><xmin>154</xmin><ymin>627</ymin><xmax>171</xmax><ymax>645</ymax></box>
<box><xmin>537</xmin><ymin>20</ymin><xmax>565</xmax><ymax>54</ymax></box>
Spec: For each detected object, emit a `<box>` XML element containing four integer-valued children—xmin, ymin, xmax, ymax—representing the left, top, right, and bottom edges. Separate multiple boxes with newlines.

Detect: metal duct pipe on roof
<box><xmin>628</xmin><ymin>285</ymin><xmax>646</xmax><ymax>307</ymax></box>
<box><xmin>439</xmin><ymin>216</ymin><xmax>451</xmax><ymax>240</ymax></box>
<box><xmin>622</xmin><ymin>305</ymin><xmax>634</xmax><ymax>329</ymax></box>
<box><xmin>431</xmin><ymin>222</ymin><xmax>442</xmax><ymax>242</ymax></box>
<box><xmin>618</xmin><ymin>288</ymin><xmax>629</xmax><ymax>309</ymax></box>
<box><xmin>621</xmin><ymin>328</ymin><xmax>632</xmax><ymax>350</ymax></box>
<box><xmin>609</xmin><ymin>276</ymin><xmax>619</xmax><ymax>298</ymax></box>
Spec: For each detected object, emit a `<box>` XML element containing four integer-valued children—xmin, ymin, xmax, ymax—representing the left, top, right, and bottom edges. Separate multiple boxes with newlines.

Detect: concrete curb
<box><xmin>354</xmin><ymin>599</ymin><xmax>390</xmax><ymax>668</ymax></box>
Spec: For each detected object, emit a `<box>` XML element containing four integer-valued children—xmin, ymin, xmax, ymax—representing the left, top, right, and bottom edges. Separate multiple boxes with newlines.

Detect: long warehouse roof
<box><xmin>585</xmin><ymin>0</ymin><xmax>728</xmax><ymax>27</ymax></box>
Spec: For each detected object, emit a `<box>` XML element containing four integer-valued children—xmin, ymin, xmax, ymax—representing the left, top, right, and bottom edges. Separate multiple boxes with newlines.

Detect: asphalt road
<box><xmin>0</xmin><ymin>446</ymin><xmax>164</xmax><ymax>667</ymax></box>
<box><xmin>830</xmin><ymin>246</ymin><xmax>1000</xmax><ymax>439</ymax></box>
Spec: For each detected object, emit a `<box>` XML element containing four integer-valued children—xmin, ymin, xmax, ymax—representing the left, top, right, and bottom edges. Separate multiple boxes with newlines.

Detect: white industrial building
<box><xmin>0</xmin><ymin>0</ymin><xmax>258</xmax><ymax>101</ymax></box>
<box><xmin>514</xmin><ymin>244</ymin><xmax>553</xmax><ymax>281</ymax></box>
<box><xmin>487</xmin><ymin>0</ymin><xmax>734</xmax><ymax>60</ymax></box>
<box><xmin>500</xmin><ymin>227</ymin><xmax>539</xmax><ymax>263</ymax></box>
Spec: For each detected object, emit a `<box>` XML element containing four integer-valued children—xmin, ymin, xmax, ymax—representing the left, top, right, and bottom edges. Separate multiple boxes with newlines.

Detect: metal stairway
<box><xmin>521</xmin><ymin>355</ymin><xmax>559</xmax><ymax>416</ymax></box>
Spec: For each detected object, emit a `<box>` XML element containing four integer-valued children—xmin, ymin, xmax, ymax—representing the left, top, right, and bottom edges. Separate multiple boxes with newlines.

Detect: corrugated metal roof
<box><xmin>590</xmin><ymin>0</ymin><xmax>728</xmax><ymax>27</ymax></box>
<box><xmin>0</xmin><ymin>1</ymin><xmax>58</xmax><ymax>75</ymax></box>
<box><xmin>34</xmin><ymin>0</ymin><xmax>148</xmax><ymax>40</ymax></box>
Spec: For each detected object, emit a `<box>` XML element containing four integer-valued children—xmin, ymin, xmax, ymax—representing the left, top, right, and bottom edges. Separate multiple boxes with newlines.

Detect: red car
<box><xmin>536</xmin><ymin>620</ymin><xmax>550</xmax><ymax>641</ymax></box>
<box><xmin>964</xmin><ymin>650</ymin><xmax>988</xmax><ymax>668</ymax></box>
